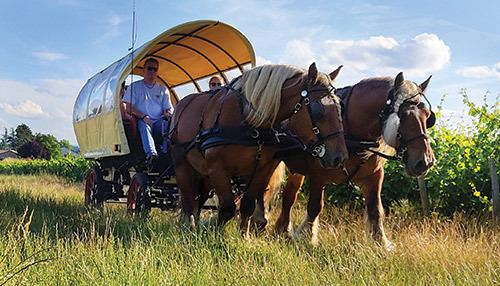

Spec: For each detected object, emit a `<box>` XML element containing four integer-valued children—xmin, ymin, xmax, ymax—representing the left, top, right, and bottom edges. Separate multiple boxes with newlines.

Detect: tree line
<box><xmin>0</xmin><ymin>123</ymin><xmax>73</xmax><ymax>159</ymax></box>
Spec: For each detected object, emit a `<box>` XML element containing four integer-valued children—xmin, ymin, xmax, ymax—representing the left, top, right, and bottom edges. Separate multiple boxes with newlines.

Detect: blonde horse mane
<box><xmin>232</xmin><ymin>64</ymin><xmax>304</xmax><ymax>127</ymax></box>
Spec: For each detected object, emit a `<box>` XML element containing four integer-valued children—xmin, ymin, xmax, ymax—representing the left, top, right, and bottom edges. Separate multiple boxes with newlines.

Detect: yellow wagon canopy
<box><xmin>132</xmin><ymin>20</ymin><xmax>255</xmax><ymax>99</ymax></box>
<box><xmin>73</xmin><ymin>20</ymin><xmax>255</xmax><ymax>158</ymax></box>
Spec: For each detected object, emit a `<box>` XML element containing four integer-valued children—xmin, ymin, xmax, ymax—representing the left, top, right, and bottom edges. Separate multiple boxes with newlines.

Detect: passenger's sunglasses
<box><xmin>146</xmin><ymin>67</ymin><xmax>158</xmax><ymax>72</ymax></box>
<box><xmin>211</xmin><ymin>82</ymin><xmax>222</xmax><ymax>87</ymax></box>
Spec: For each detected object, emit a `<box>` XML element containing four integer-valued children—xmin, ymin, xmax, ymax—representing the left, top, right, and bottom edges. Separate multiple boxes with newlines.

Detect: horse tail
<box><xmin>264</xmin><ymin>162</ymin><xmax>287</xmax><ymax>209</ymax></box>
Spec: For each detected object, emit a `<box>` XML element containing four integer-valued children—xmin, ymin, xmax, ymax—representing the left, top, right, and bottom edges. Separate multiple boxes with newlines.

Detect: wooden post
<box><xmin>418</xmin><ymin>176</ymin><xmax>430</xmax><ymax>217</ymax></box>
<box><xmin>489</xmin><ymin>158</ymin><xmax>499</xmax><ymax>220</ymax></box>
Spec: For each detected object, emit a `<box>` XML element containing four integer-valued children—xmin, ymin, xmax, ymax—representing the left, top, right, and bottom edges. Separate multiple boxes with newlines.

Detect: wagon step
<box><xmin>105</xmin><ymin>198</ymin><xmax>128</xmax><ymax>204</ymax></box>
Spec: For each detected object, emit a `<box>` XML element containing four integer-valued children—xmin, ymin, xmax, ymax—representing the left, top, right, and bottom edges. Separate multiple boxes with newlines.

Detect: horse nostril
<box><xmin>415</xmin><ymin>159</ymin><xmax>428</xmax><ymax>173</ymax></box>
<box><xmin>333</xmin><ymin>157</ymin><xmax>340</xmax><ymax>167</ymax></box>
<box><xmin>333</xmin><ymin>155</ymin><xmax>345</xmax><ymax>167</ymax></box>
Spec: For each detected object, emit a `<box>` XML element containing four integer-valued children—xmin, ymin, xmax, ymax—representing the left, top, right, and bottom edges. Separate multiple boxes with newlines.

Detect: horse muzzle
<box><xmin>405</xmin><ymin>153</ymin><xmax>435</xmax><ymax>177</ymax></box>
<box><xmin>319</xmin><ymin>143</ymin><xmax>349</xmax><ymax>169</ymax></box>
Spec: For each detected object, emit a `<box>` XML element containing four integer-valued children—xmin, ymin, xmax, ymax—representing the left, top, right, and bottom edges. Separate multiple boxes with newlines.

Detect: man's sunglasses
<box><xmin>146</xmin><ymin>67</ymin><xmax>158</xmax><ymax>72</ymax></box>
<box><xmin>211</xmin><ymin>82</ymin><xmax>222</xmax><ymax>87</ymax></box>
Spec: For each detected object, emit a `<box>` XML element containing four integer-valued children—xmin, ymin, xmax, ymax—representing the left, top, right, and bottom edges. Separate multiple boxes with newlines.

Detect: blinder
<box><xmin>310</xmin><ymin>101</ymin><xmax>326</xmax><ymax>122</ymax></box>
<box><xmin>293</xmin><ymin>79</ymin><xmax>344</xmax><ymax>157</ymax></box>
<box><xmin>426</xmin><ymin>111</ymin><xmax>436</xmax><ymax>129</ymax></box>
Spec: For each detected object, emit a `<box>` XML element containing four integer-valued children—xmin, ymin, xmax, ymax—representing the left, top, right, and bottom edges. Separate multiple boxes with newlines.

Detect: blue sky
<box><xmin>1</xmin><ymin>0</ymin><xmax>499</xmax><ymax>145</ymax></box>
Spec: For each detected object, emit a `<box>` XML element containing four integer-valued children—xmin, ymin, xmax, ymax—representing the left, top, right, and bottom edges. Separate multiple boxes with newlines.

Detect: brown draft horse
<box><xmin>272</xmin><ymin>72</ymin><xmax>435</xmax><ymax>249</ymax></box>
<box><xmin>169</xmin><ymin>63</ymin><xmax>349</xmax><ymax>232</ymax></box>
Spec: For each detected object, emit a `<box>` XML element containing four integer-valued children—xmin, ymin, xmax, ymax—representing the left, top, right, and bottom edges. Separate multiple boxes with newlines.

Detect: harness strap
<box><xmin>337</xmin><ymin>159</ymin><xmax>366</xmax><ymax>185</ymax></box>
<box><xmin>401</xmin><ymin>133</ymin><xmax>429</xmax><ymax>147</ymax></box>
<box><xmin>337</xmin><ymin>86</ymin><xmax>353</xmax><ymax>124</ymax></box>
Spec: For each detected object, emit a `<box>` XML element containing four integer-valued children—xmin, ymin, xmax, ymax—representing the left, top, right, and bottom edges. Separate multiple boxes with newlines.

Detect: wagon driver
<box><xmin>122</xmin><ymin>57</ymin><xmax>172</xmax><ymax>167</ymax></box>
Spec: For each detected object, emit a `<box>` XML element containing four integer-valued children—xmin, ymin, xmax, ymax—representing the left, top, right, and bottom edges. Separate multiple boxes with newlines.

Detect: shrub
<box><xmin>0</xmin><ymin>156</ymin><xmax>92</xmax><ymax>182</ymax></box>
<box><xmin>320</xmin><ymin>90</ymin><xmax>500</xmax><ymax>217</ymax></box>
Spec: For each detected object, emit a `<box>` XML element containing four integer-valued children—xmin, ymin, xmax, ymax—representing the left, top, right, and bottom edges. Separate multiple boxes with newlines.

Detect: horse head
<box><xmin>382</xmin><ymin>72</ymin><xmax>435</xmax><ymax>176</ymax></box>
<box><xmin>281</xmin><ymin>63</ymin><xmax>348</xmax><ymax>168</ymax></box>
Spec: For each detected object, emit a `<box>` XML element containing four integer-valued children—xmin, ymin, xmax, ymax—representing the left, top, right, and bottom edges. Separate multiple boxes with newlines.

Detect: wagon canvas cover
<box><xmin>73</xmin><ymin>20</ymin><xmax>255</xmax><ymax>158</ymax></box>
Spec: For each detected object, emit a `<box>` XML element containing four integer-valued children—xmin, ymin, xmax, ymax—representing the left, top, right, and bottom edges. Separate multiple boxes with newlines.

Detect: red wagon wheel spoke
<box><xmin>127</xmin><ymin>173</ymin><xmax>150</xmax><ymax>214</ymax></box>
<box><xmin>84</xmin><ymin>166</ymin><xmax>104</xmax><ymax>208</ymax></box>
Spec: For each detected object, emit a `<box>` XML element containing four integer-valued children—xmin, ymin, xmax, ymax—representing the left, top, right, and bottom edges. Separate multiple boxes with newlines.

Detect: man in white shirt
<box><xmin>122</xmin><ymin>58</ymin><xmax>172</xmax><ymax>167</ymax></box>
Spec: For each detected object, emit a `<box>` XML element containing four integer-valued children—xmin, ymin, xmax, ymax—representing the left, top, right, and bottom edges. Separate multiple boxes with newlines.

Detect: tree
<box><xmin>35</xmin><ymin>133</ymin><xmax>61</xmax><ymax>159</ymax></box>
<box><xmin>14</xmin><ymin>124</ymin><xmax>34</xmax><ymax>150</ymax></box>
<box><xmin>59</xmin><ymin>139</ymin><xmax>71</xmax><ymax>150</ymax></box>
<box><xmin>18</xmin><ymin>139</ymin><xmax>50</xmax><ymax>159</ymax></box>
<box><xmin>7</xmin><ymin>128</ymin><xmax>16</xmax><ymax>149</ymax></box>
<box><xmin>0</xmin><ymin>128</ymin><xmax>8</xmax><ymax>149</ymax></box>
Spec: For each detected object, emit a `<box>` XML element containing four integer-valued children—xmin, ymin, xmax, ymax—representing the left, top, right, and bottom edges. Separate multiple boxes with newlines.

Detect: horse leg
<box><xmin>239</xmin><ymin>163</ymin><xmax>279</xmax><ymax>237</ymax></box>
<box><xmin>250</xmin><ymin>162</ymin><xmax>287</xmax><ymax>232</ymax></box>
<box><xmin>295</xmin><ymin>175</ymin><xmax>325</xmax><ymax>245</ymax></box>
<box><xmin>249</xmin><ymin>186</ymin><xmax>269</xmax><ymax>233</ymax></box>
<box><xmin>207</xmin><ymin>166</ymin><xmax>236</xmax><ymax>227</ymax></box>
<box><xmin>275</xmin><ymin>173</ymin><xmax>305</xmax><ymax>235</ymax></box>
<box><xmin>357</xmin><ymin>168</ymin><xmax>394</xmax><ymax>250</ymax></box>
<box><xmin>195</xmin><ymin>176</ymin><xmax>213</xmax><ymax>219</ymax></box>
<box><xmin>174</xmin><ymin>159</ymin><xmax>202</xmax><ymax>229</ymax></box>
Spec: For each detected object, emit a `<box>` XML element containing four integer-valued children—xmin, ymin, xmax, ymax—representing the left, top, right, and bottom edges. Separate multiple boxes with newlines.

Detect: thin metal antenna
<box><xmin>129</xmin><ymin>0</ymin><xmax>137</xmax><ymax>52</ymax></box>
<box><xmin>127</xmin><ymin>0</ymin><xmax>137</xmax><ymax>115</ymax></box>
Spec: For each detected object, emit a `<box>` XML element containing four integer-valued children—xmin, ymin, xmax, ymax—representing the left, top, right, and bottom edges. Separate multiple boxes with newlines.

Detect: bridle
<box><xmin>287</xmin><ymin>76</ymin><xmax>345</xmax><ymax>157</ymax></box>
<box><xmin>375</xmin><ymin>86</ymin><xmax>435</xmax><ymax>161</ymax></box>
<box><xmin>219</xmin><ymin>72</ymin><xmax>344</xmax><ymax>158</ymax></box>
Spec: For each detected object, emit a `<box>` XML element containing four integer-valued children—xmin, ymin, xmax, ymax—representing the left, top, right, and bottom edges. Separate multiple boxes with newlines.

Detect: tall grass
<box><xmin>0</xmin><ymin>174</ymin><xmax>499</xmax><ymax>285</ymax></box>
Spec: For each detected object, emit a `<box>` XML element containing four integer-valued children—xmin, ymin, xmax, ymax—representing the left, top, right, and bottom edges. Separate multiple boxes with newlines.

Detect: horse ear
<box><xmin>308</xmin><ymin>62</ymin><xmax>319</xmax><ymax>83</ymax></box>
<box><xmin>395</xmin><ymin>72</ymin><xmax>404</xmax><ymax>88</ymax></box>
<box><xmin>329</xmin><ymin>65</ymin><xmax>343</xmax><ymax>81</ymax></box>
<box><xmin>419</xmin><ymin>75</ymin><xmax>432</xmax><ymax>94</ymax></box>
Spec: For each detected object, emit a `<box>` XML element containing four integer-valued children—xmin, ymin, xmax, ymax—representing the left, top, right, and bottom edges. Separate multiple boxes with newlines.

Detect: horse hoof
<box><xmin>384</xmin><ymin>240</ymin><xmax>396</xmax><ymax>252</ymax></box>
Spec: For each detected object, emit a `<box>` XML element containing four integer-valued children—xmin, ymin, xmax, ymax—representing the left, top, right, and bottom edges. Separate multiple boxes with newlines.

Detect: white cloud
<box><xmin>108</xmin><ymin>12</ymin><xmax>123</xmax><ymax>27</ymax></box>
<box><xmin>32</xmin><ymin>52</ymin><xmax>68</xmax><ymax>62</ymax></box>
<box><xmin>457</xmin><ymin>62</ymin><xmax>500</xmax><ymax>79</ymax></box>
<box><xmin>280</xmin><ymin>39</ymin><xmax>317</xmax><ymax>69</ymax></box>
<box><xmin>0</xmin><ymin>115</ymin><xmax>9</xmax><ymax>129</ymax></box>
<box><xmin>101</xmin><ymin>12</ymin><xmax>124</xmax><ymax>40</ymax></box>
<box><xmin>0</xmin><ymin>100</ymin><xmax>49</xmax><ymax>119</ymax></box>
<box><xmin>256</xmin><ymin>56</ymin><xmax>273</xmax><ymax>66</ymax></box>
<box><xmin>0</xmin><ymin>78</ymin><xmax>84</xmax><ymax>143</ymax></box>
<box><xmin>281</xmin><ymin>33</ymin><xmax>450</xmax><ymax>80</ymax></box>
<box><xmin>36</xmin><ymin>78</ymin><xmax>85</xmax><ymax>98</ymax></box>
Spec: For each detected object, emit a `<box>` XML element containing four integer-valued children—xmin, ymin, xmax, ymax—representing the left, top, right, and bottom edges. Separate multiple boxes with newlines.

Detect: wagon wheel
<box><xmin>127</xmin><ymin>173</ymin><xmax>151</xmax><ymax>215</ymax></box>
<box><xmin>84</xmin><ymin>166</ymin><xmax>105</xmax><ymax>207</ymax></box>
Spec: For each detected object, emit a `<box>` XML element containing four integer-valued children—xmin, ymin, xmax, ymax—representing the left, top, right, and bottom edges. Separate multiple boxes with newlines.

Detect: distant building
<box><xmin>0</xmin><ymin>150</ymin><xmax>20</xmax><ymax>160</ymax></box>
<box><xmin>61</xmin><ymin>146</ymin><xmax>79</xmax><ymax>157</ymax></box>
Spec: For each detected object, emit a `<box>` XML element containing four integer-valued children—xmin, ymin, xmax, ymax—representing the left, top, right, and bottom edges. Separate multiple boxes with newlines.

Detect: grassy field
<box><xmin>0</xmin><ymin>174</ymin><xmax>499</xmax><ymax>285</ymax></box>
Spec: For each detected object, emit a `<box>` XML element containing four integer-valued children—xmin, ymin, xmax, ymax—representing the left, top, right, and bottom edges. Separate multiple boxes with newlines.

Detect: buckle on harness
<box><xmin>293</xmin><ymin>102</ymin><xmax>302</xmax><ymax>113</ymax></box>
<box><xmin>251</xmin><ymin>129</ymin><xmax>260</xmax><ymax>139</ymax></box>
<box><xmin>312</xmin><ymin>144</ymin><xmax>326</xmax><ymax>158</ymax></box>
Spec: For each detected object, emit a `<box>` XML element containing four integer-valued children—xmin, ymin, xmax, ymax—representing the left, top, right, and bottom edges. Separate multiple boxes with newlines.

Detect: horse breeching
<box><xmin>73</xmin><ymin>20</ymin><xmax>256</xmax><ymax>213</ymax></box>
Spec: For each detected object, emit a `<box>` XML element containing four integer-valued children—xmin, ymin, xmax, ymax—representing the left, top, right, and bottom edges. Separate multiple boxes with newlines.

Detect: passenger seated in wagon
<box><xmin>208</xmin><ymin>75</ymin><xmax>223</xmax><ymax>90</ymax></box>
<box><xmin>122</xmin><ymin>58</ymin><xmax>172</xmax><ymax>168</ymax></box>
